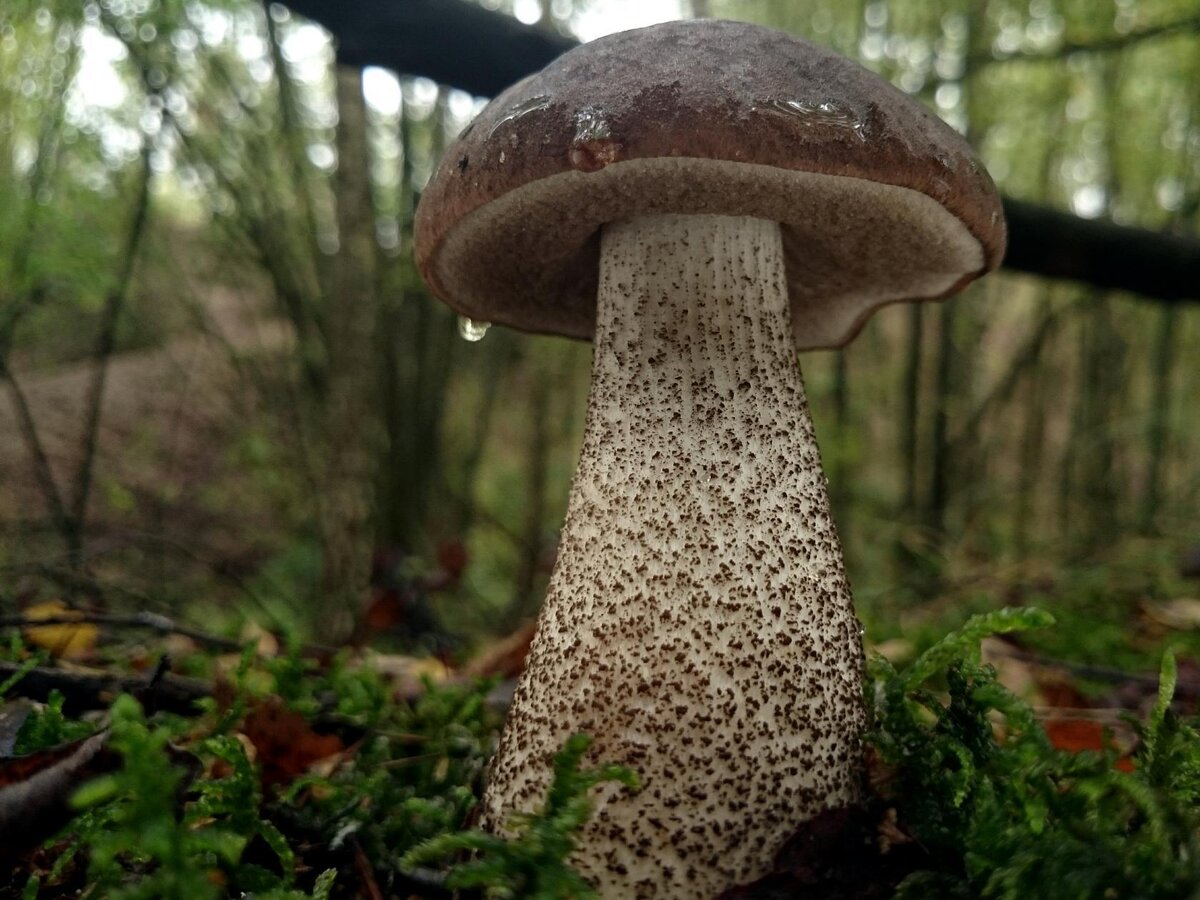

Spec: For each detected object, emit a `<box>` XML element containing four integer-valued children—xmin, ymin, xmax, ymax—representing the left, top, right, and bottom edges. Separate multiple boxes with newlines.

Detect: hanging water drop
<box><xmin>458</xmin><ymin>316</ymin><xmax>491</xmax><ymax>342</ymax></box>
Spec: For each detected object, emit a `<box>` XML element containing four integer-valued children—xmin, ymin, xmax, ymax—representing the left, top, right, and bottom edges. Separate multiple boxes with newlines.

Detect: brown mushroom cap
<box><xmin>414</xmin><ymin>19</ymin><xmax>1006</xmax><ymax>350</ymax></box>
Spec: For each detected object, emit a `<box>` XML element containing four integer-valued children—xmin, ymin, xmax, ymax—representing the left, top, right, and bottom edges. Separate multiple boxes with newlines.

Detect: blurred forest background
<box><xmin>0</xmin><ymin>0</ymin><xmax>1198</xmax><ymax>671</ymax></box>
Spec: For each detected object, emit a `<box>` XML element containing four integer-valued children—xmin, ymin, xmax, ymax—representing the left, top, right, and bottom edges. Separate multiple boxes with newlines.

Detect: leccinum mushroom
<box><xmin>415</xmin><ymin>19</ymin><xmax>1005</xmax><ymax>898</ymax></box>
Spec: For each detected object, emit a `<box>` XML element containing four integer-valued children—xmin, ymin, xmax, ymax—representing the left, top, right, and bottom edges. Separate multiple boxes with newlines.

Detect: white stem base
<box><xmin>483</xmin><ymin>214</ymin><xmax>865</xmax><ymax>898</ymax></box>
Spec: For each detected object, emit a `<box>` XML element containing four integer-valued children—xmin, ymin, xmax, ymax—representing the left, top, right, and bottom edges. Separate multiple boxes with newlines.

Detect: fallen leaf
<box><xmin>239</xmin><ymin>621</ymin><xmax>279</xmax><ymax>658</ymax></box>
<box><xmin>1042</xmin><ymin>717</ymin><xmax>1135</xmax><ymax>772</ymax></box>
<box><xmin>1142</xmin><ymin>598</ymin><xmax>1200</xmax><ymax>631</ymax></box>
<box><xmin>982</xmin><ymin>636</ymin><xmax>1042</xmax><ymax>702</ymax></box>
<box><xmin>22</xmin><ymin>601</ymin><xmax>98</xmax><ymax>661</ymax></box>
<box><xmin>240</xmin><ymin>698</ymin><xmax>344</xmax><ymax>789</ymax></box>
<box><xmin>463</xmin><ymin>620</ymin><xmax>538</xmax><ymax>680</ymax></box>
<box><xmin>0</xmin><ymin>731</ymin><xmax>116</xmax><ymax>861</ymax></box>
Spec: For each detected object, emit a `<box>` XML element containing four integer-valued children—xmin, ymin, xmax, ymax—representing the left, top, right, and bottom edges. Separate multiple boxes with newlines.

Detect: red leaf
<box><xmin>1043</xmin><ymin>718</ymin><xmax>1134</xmax><ymax>772</ymax></box>
<box><xmin>241</xmin><ymin>699</ymin><xmax>344</xmax><ymax>789</ymax></box>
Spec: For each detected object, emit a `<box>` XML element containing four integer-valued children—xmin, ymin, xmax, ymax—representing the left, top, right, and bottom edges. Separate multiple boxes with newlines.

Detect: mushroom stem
<box><xmin>484</xmin><ymin>213</ymin><xmax>866</xmax><ymax>897</ymax></box>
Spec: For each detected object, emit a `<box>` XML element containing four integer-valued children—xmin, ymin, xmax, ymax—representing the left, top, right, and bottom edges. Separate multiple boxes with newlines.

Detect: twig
<box><xmin>0</xmin><ymin>660</ymin><xmax>211</xmax><ymax>717</ymax></box>
<box><xmin>0</xmin><ymin>610</ymin><xmax>240</xmax><ymax>652</ymax></box>
<box><xmin>10</xmin><ymin>561</ymin><xmax>193</xmax><ymax>623</ymax></box>
<box><xmin>352</xmin><ymin>838</ymin><xmax>386</xmax><ymax>900</ymax></box>
<box><xmin>0</xmin><ymin>362</ymin><xmax>70</xmax><ymax>536</ymax></box>
<box><xmin>0</xmin><ymin>609</ymin><xmax>342</xmax><ymax>660</ymax></box>
<box><xmin>1031</xmin><ymin>706</ymin><xmax>1142</xmax><ymax>722</ymax></box>
<box><xmin>990</xmin><ymin>646</ymin><xmax>1200</xmax><ymax>695</ymax></box>
<box><xmin>3</xmin><ymin>544</ymin><xmax>285</xmax><ymax>641</ymax></box>
<box><xmin>949</xmin><ymin>302</ymin><xmax>1069</xmax><ymax>452</ymax></box>
<box><xmin>68</xmin><ymin>143</ymin><xmax>154</xmax><ymax>568</ymax></box>
<box><xmin>973</xmin><ymin>13</ymin><xmax>1200</xmax><ymax>67</ymax></box>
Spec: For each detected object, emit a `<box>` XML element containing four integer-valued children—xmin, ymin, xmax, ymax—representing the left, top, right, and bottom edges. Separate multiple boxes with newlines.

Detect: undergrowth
<box><xmin>1</xmin><ymin>609</ymin><xmax>1197</xmax><ymax>898</ymax></box>
<box><xmin>870</xmin><ymin>608</ymin><xmax>1200</xmax><ymax>898</ymax></box>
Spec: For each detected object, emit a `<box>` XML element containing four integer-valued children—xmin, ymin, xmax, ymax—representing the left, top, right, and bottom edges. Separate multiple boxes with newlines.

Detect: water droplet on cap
<box><xmin>457</xmin><ymin>317</ymin><xmax>491</xmax><ymax>342</ymax></box>
<box><xmin>754</xmin><ymin>98</ymin><xmax>868</xmax><ymax>142</ymax></box>
<box><xmin>487</xmin><ymin>95</ymin><xmax>552</xmax><ymax>139</ymax></box>
<box><xmin>573</xmin><ymin>105</ymin><xmax>611</xmax><ymax>144</ymax></box>
<box><xmin>569</xmin><ymin>105</ymin><xmax>620</xmax><ymax>172</ymax></box>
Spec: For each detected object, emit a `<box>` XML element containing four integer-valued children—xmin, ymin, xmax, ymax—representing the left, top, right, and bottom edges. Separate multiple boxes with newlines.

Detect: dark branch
<box><xmin>0</xmin><ymin>660</ymin><xmax>211</xmax><ymax>717</ymax></box>
<box><xmin>1003</xmin><ymin>198</ymin><xmax>1200</xmax><ymax>302</ymax></box>
<box><xmin>279</xmin><ymin>0</ymin><xmax>1200</xmax><ymax>303</ymax></box>
<box><xmin>278</xmin><ymin>0</ymin><xmax>576</xmax><ymax>99</ymax></box>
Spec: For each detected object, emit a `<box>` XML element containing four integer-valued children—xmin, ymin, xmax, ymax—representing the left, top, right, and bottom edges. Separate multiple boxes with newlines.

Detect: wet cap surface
<box><xmin>415</xmin><ymin>19</ymin><xmax>1006</xmax><ymax>350</ymax></box>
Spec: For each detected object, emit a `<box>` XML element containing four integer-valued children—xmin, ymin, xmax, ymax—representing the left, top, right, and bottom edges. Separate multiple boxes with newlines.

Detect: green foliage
<box><xmin>35</xmin><ymin>652</ymin><xmax>431</xmax><ymax>899</ymax></box>
<box><xmin>3</xmin><ymin>609</ymin><xmax>1197</xmax><ymax>898</ymax></box>
<box><xmin>1015</xmin><ymin>544</ymin><xmax>1200</xmax><ymax>672</ymax></box>
<box><xmin>188</xmin><ymin>734</ymin><xmax>296</xmax><ymax>892</ymax></box>
<box><xmin>20</xmin><ymin>643</ymin><xmax>506</xmax><ymax>896</ymax></box>
<box><xmin>264</xmin><ymin>643</ymin><xmax>392</xmax><ymax>725</ymax></box>
<box><xmin>0</xmin><ymin>654</ymin><xmax>43</xmax><ymax>699</ymax></box>
<box><xmin>870</xmin><ymin>609</ymin><xmax>1200</xmax><ymax>899</ymax></box>
<box><xmin>402</xmin><ymin>733</ymin><xmax>640</xmax><ymax>899</ymax></box>
<box><xmin>71</xmin><ymin>695</ymin><xmax>242</xmax><ymax>900</ymax></box>
<box><xmin>13</xmin><ymin>690</ymin><xmax>96</xmax><ymax>755</ymax></box>
<box><xmin>858</xmin><ymin>541</ymin><xmax>1200</xmax><ymax>687</ymax></box>
<box><xmin>279</xmin><ymin>674</ymin><xmax>502</xmax><ymax>887</ymax></box>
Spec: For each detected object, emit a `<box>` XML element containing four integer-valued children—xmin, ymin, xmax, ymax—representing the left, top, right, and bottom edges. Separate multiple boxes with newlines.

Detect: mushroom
<box><xmin>414</xmin><ymin>19</ymin><xmax>1005</xmax><ymax>898</ymax></box>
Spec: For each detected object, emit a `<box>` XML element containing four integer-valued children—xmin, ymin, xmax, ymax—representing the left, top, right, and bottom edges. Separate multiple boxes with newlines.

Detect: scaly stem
<box><xmin>484</xmin><ymin>214</ymin><xmax>864</xmax><ymax>898</ymax></box>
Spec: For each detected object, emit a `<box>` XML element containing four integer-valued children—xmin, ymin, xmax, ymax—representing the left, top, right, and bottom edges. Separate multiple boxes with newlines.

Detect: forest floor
<box><xmin>0</xmin><ymin>288</ymin><xmax>294</xmax><ymax>590</ymax></box>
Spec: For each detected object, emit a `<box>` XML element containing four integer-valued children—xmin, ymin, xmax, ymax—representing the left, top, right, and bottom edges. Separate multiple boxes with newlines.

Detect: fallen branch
<box><xmin>279</xmin><ymin>0</ymin><xmax>575</xmax><ymax>100</ymax></box>
<box><xmin>0</xmin><ymin>660</ymin><xmax>211</xmax><ymax>717</ymax></box>
<box><xmin>1002</xmin><ymin>197</ymin><xmax>1200</xmax><ymax>302</ymax></box>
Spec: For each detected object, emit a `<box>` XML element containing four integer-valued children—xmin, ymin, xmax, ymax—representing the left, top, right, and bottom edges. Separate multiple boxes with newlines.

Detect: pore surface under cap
<box><xmin>430</xmin><ymin>157</ymin><xmax>984</xmax><ymax>349</ymax></box>
<box><xmin>415</xmin><ymin>19</ymin><xmax>1005</xmax><ymax>349</ymax></box>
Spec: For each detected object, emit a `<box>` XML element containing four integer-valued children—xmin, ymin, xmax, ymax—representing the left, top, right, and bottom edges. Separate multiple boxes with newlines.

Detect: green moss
<box><xmin>871</xmin><ymin>609</ymin><xmax>1200</xmax><ymax>899</ymax></box>
<box><xmin>402</xmin><ymin>733</ymin><xmax>639</xmax><ymax>899</ymax></box>
<box><xmin>6</xmin><ymin>609</ymin><xmax>1198</xmax><ymax>898</ymax></box>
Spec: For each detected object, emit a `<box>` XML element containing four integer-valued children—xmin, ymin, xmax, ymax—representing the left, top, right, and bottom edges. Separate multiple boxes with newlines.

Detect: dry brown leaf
<box><xmin>981</xmin><ymin>636</ymin><xmax>1042</xmax><ymax>703</ymax></box>
<box><xmin>462</xmin><ymin>620</ymin><xmax>538</xmax><ymax>680</ymax></box>
<box><xmin>1142</xmin><ymin>598</ymin><xmax>1200</xmax><ymax>631</ymax></box>
<box><xmin>240</xmin><ymin>698</ymin><xmax>344</xmax><ymax>789</ymax></box>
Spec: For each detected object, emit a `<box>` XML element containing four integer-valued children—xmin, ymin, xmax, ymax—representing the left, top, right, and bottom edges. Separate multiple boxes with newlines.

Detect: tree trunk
<box><xmin>317</xmin><ymin>67</ymin><xmax>378</xmax><ymax>632</ymax></box>
<box><xmin>1140</xmin><ymin>305</ymin><xmax>1177</xmax><ymax>533</ymax></box>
